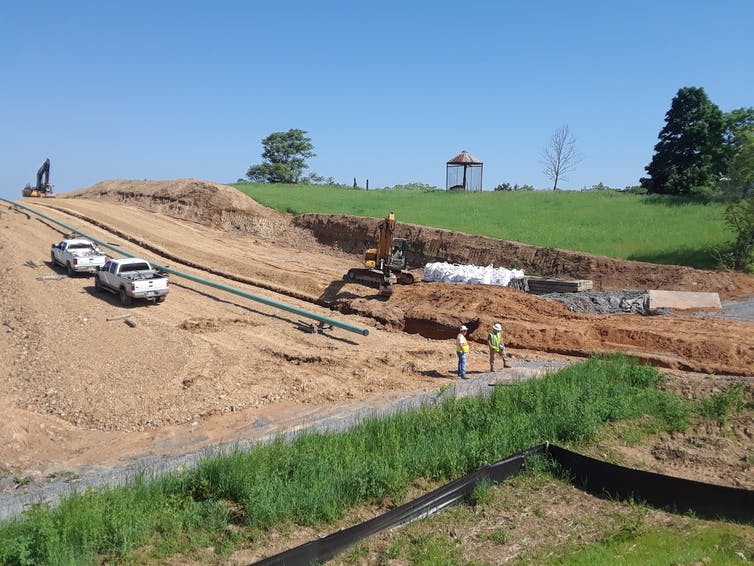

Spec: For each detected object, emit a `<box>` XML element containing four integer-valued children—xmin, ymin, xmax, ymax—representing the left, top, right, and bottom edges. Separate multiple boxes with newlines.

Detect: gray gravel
<box><xmin>696</xmin><ymin>295</ymin><xmax>754</xmax><ymax>322</ymax></box>
<box><xmin>540</xmin><ymin>289</ymin><xmax>656</xmax><ymax>315</ymax></box>
<box><xmin>541</xmin><ymin>290</ymin><xmax>754</xmax><ymax>322</ymax></box>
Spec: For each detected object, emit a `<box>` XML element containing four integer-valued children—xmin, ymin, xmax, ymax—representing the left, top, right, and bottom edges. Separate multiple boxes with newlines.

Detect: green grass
<box><xmin>342</xmin><ymin>467</ymin><xmax>753</xmax><ymax>566</ymax></box>
<box><xmin>553</xmin><ymin>523</ymin><xmax>754</xmax><ymax>566</ymax></box>
<box><xmin>0</xmin><ymin>355</ymin><xmax>698</xmax><ymax>565</ymax></box>
<box><xmin>233</xmin><ymin>183</ymin><xmax>730</xmax><ymax>268</ymax></box>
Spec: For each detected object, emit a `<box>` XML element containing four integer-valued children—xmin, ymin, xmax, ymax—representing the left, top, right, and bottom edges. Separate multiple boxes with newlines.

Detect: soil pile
<box><xmin>63</xmin><ymin>179</ymin><xmax>294</xmax><ymax>239</ymax></box>
<box><xmin>330</xmin><ymin>283</ymin><xmax>754</xmax><ymax>376</ymax></box>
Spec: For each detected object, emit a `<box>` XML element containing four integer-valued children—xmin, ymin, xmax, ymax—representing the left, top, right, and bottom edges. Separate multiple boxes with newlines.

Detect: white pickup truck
<box><xmin>51</xmin><ymin>238</ymin><xmax>108</xmax><ymax>275</ymax></box>
<box><xmin>94</xmin><ymin>257</ymin><xmax>169</xmax><ymax>306</ymax></box>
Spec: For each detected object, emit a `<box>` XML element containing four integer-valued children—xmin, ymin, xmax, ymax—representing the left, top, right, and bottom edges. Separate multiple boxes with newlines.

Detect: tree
<box><xmin>724</xmin><ymin>107</ymin><xmax>754</xmax><ymax>163</ymax></box>
<box><xmin>724</xmin><ymin>128</ymin><xmax>754</xmax><ymax>198</ymax></box>
<box><xmin>541</xmin><ymin>125</ymin><xmax>582</xmax><ymax>190</ymax></box>
<box><xmin>246</xmin><ymin>129</ymin><xmax>315</xmax><ymax>183</ymax></box>
<box><xmin>723</xmin><ymin>197</ymin><xmax>754</xmax><ymax>270</ymax></box>
<box><xmin>640</xmin><ymin>87</ymin><xmax>726</xmax><ymax>195</ymax></box>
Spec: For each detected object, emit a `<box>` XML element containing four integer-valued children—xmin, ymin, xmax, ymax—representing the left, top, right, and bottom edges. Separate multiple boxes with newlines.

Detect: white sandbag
<box><xmin>422</xmin><ymin>262</ymin><xmax>525</xmax><ymax>287</ymax></box>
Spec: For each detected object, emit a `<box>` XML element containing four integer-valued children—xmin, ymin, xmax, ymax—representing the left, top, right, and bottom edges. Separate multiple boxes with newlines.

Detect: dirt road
<box><xmin>1</xmin><ymin>180</ymin><xmax>752</xmax><ymax>486</ymax></box>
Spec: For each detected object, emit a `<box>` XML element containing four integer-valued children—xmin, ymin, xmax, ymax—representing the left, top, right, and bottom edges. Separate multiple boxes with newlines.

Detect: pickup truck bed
<box><xmin>94</xmin><ymin>258</ymin><xmax>169</xmax><ymax>306</ymax></box>
<box><xmin>51</xmin><ymin>238</ymin><xmax>108</xmax><ymax>275</ymax></box>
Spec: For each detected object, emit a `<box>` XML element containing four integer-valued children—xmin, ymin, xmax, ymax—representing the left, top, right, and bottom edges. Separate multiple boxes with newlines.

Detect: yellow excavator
<box><xmin>345</xmin><ymin>211</ymin><xmax>415</xmax><ymax>296</ymax></box>
<box><xmin>22</xmin><ymin>158</ymin><xmax>55</xmax><ymax>197</ymax></box>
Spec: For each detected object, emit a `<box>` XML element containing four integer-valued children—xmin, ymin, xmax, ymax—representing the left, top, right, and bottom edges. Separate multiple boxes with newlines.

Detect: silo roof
<box><xmin>447</xmin><ymin>150</ymin><xmax>482</xmax><ymax>164</ymax></box>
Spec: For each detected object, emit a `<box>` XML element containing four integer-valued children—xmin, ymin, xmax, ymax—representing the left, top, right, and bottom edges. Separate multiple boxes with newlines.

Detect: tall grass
<box><xmin>234</xmin><ymin>183</ymin><xmax>729</xmax><ymax>268</ymax></box>
<box><xmin>0</xmin><ymin>356</ymin><xmax>694</xmax><ymax>565</ymax></box>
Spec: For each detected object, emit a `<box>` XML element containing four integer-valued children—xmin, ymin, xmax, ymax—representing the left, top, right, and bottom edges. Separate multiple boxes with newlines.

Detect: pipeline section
<box><xmin>2</xmin><ymin>198</ymin><xmax>369</xmax><ymax>336</ymax></box>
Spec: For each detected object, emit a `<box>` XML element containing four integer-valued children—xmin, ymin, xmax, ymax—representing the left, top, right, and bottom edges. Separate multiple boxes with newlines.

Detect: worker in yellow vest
<box><xmin>487</xmin><ymin>322</ymin><xmax>507</xmax><ymax>371</ymax></box>
<box><xmin>456</xmin><ymin>325</ymin><xmax>470</xmax><ymax>379</ymax></box>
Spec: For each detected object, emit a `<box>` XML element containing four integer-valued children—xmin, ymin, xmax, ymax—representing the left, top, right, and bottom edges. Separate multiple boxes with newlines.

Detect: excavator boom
<box><xmin>22</xmin><ymin>158</ymin><xmax>54</xmax><ymax>197</ymax></box>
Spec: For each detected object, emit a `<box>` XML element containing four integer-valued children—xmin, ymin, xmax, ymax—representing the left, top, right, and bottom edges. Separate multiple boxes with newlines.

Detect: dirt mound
<box><xmin>62</xmin><ymin>179</ymin><xmax>292</xmax><ymax>238</ymax></box>
<box><xmin>295</xmin><ymin>214</ymin><xmax>754</xmax><ymax>300</ymax></box>
<box><xmin>330</xmin><ymin>283</ymin><xmax>754</xmax><ymax>376</ymax></box>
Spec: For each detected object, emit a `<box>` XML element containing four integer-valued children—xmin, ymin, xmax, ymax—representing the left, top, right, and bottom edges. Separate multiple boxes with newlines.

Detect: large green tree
<box><xmin>246</xmin><ymin>129</ymin><xmax>315</xmax><ymax>183</ymax></box>
<box><xmin>640</xmin><ymin>87</ymin><xmax>726</xmax><ymax>195</ymax></box>
<box><xmin>724</xmin><ymin>107</ymin><xmax>754</xmax><ymax>162</ymax></box>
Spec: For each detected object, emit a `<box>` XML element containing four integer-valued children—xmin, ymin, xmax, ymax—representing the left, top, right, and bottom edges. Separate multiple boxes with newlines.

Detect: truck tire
<box><xmin>156</xmin><ymin>295</ymin><xmax>166</xmax><ymax>304</ymax></box>
<box><xmin>66</xmin><ymin>262</ymin><xmax>74</xmax><ymax>277</ymax></box>
<box><xmin>94</xmin><ymin>276</ymin><xmax>102</xmax><ymax>292</ymax></box>
<box><xmin>50</xmin><ymin>251</ymin><xmax>56</xmax><ymax>265</ymax></box>
<box><xmin>119</xmin><ymin>287</ymin><xmax>132</xmax><ymax>307</ymax></box>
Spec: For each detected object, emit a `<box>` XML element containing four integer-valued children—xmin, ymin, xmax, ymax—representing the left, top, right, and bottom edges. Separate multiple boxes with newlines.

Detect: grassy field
<box><xmin>2</xmin><ymin>356</ymin><xmax>750</xmax><ymax>565</ymax></box>
<box><xmin>233</xmin><ymin>183</ymin><xmax>731</xmax><ymax>269</ymax></box>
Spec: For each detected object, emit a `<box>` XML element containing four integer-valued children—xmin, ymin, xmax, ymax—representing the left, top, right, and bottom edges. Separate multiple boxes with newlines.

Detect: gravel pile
<box><xmin>540</xmin><ymin>290</ymin><xmax>656</xmax><ymax>315</ymax></box>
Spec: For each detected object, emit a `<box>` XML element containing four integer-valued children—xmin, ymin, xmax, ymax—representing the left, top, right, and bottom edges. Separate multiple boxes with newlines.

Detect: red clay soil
<box><xmin>295</xmin><ymin>213</ymin><xmax>754</xmax><ymax>300</ymax></box>
<box><xmin>331</xmin><ymin>283</ymin><xmax>754</xmax><ymax>376</ymax></box>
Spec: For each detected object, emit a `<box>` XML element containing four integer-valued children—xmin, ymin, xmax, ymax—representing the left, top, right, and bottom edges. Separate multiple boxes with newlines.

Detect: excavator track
<box><xmin>345</xmin><ymin>268</ymin><xmax>415</xmax><ymax>290</ymax></box>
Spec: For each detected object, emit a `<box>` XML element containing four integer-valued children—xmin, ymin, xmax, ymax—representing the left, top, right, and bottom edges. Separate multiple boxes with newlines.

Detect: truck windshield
<box><xmin>120</xmin><ymin>263</ymin><xmax>151</xmax><ymax>272</ymax></box>
<box><xmin>69</xmin><ymin>243</ymin><xmax>95</xmax><ymax>250</ymax></box>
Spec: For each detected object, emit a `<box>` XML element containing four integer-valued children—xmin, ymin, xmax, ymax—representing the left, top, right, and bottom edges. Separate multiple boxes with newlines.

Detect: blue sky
<box><xmin>1</xmin><ymin>1</ymin><xmax>752</xmax><ymax>201</ymax></box>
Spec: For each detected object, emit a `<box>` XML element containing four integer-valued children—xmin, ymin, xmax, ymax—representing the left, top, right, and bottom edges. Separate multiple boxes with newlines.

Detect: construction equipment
<box><xmin>345</xmin><ymin>211</ymin><xmax>415</xmax><ymax>296</ymax></box>
<box><xmin>22</xmin><ymin>158</ymin><xmax>54</xmax><ymax>197</ymax></box>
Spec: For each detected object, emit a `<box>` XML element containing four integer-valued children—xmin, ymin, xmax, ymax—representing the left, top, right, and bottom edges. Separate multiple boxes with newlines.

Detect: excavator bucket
<box><xmin>378</xmin><ymin>283</ymin><xmax>394</xmax><ymax>297</ymax></box>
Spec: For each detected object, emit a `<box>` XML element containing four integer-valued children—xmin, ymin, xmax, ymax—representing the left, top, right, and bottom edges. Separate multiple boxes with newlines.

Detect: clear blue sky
<box><xmin>2</xmin><ymin>1</ymin><xmax>752</xmax><ymax>201</ymax></box>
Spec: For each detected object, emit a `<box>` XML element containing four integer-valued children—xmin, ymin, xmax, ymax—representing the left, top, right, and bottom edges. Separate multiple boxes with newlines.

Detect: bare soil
<box><xmin>1</xmin><ymin>179</ymin><xmax>753</xmax><ymax>529</ymax></box>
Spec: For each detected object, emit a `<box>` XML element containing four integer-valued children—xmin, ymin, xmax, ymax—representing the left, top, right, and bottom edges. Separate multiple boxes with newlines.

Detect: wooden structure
<box><xmin>446</xmin><ymin>150</ymin><xmax>483</xmax><ymax>191</ymax></box>
<box><xmin>522</xmin><ymin>277</ymin><xmax>593</xmax><ymax>294</ymax></box>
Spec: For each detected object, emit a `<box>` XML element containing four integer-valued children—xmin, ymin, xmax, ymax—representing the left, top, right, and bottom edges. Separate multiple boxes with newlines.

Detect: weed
<box><xmin>408</xmin><ymin>533</ymin><xmax>465</xmax><ymax>565</ymax></box>
<box><xmin>13</xmin><ymin>476</ymin><xmax>33</xmax><ymax>487</ymax></box>
<box><xmin>742</xmin><ymin>450</ymin><xmax>754</xmax><ymax>469</ymax></box>
<box><xmin>45</xmin><ymin>470</ymin><xmax>80</xmax><ymax>482</ymax></box>
<box><xmin>697</xmin><ymin>384</ymin><xmax>745</xmax><ymax>426</ymax></box>
<box><xmin>487</xmin><ymin>528</ymin><xmax>509</xmax><ymax>545</ymax></box>
<box><xmin>604</xmin><ymin>504</ymin><xmax>648</xmax><ymax>543</ymax></box>
<box><xmin>467</xmin><ymin>479</ymin><xmax>493</xmax><ymax>507</ymax></box>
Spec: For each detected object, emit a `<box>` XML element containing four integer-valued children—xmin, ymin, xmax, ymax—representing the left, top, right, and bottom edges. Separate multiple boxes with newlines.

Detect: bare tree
<box><xmin>541</xmin><ymin>125</ymin><xmax>583</xmax><ymax>190</ymax></box>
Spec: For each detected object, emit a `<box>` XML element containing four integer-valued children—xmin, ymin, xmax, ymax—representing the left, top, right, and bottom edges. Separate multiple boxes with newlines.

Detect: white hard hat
<box><xmin>493</xmin><ymin>323</ymin><xmax>502</xmax><ymax>331</ymax></box>
<box><xmin>460</xmin><ymin>325</ymin><xmax>468</xmax><ymax>331</ymax></box>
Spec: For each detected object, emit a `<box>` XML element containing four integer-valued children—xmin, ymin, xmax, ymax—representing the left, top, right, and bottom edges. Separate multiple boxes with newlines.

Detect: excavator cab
<box><xmin>389</xmin><ymin>238</ymin><xmax>408</xmax><ymax>270</ymax></box>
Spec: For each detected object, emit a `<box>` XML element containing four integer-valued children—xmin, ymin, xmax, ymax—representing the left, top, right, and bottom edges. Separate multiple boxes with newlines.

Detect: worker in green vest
<box><xmin>488</xmin><ymin>323</ymin><xmax>507</xmax><ymax>371</ymax></box>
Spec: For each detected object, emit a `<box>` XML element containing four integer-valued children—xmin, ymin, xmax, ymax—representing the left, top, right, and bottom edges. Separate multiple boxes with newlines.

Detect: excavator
<box><xmin>345</xmin><ymin>211</ymin><xmax>415</xmax><ymax>296</ymax></box>
<box><xmin>21</xmin><ymin>158</ymin><xmax>54</xmax><ymax>197</ymax></box>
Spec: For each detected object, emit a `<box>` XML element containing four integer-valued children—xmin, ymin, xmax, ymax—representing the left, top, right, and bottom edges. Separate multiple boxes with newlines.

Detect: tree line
<box><xmin>244</xmin><ymin>87</ymin><xmax>754</xmax><ymax>270</ymax></box>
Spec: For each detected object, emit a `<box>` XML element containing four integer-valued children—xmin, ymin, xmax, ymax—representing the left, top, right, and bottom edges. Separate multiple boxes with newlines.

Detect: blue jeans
<box><xmin>457</xmin><ymin>351</ymin><xmax>467</xmax><ymax>378</ymax></box>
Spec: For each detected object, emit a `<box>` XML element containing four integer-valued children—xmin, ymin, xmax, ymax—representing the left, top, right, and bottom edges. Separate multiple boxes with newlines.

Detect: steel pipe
<box><xmin>2</xmin><ymin>198</ymin><xmax>369</xmax><ymax>336</ymax></box>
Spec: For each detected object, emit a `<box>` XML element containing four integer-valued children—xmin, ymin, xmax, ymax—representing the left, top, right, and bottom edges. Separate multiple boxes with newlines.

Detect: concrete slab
<box><xmin>648</xmin><ymin>290</ymin><xmax>721</xmax><ymax>312</ymax></box>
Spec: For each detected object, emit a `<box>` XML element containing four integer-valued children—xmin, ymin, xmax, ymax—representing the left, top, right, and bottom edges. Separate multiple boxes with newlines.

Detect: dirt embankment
<box><xmin>28</xmin><ymin>180</ymin><xmax>754</xmax><ymax>377</ymax></box>
<box><xmin>294</xmin><ymin>213</ymin><xmax>754</xmax><ymax>300</ymax></box>
<box><xmin>2</xmin><ymin>178</ymin><xmax>752</xmax><ymax>494</ymax></box>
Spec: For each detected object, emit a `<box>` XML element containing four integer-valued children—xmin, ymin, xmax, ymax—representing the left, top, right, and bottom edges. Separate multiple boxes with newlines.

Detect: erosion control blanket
<box><xmin>252</xmin><ymin>443</ymin><xmax>754</xmax><ymax>566</ymax></box>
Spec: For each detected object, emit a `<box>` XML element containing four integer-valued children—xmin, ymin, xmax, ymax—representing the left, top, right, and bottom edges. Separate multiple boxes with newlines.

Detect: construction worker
<box><xmin>488</xmin><ymin>322</ymin><xmax>507</xmax><ymax>371</ymax></box>
<box><xmin>456</xmin><ymin>325</ymin><xmax>469</xmax><ymax>379</ymax></box>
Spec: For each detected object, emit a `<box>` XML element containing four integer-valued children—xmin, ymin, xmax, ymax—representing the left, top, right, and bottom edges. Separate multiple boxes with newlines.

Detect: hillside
<box><xmin>1</xmin><ymin>179</ymin><xmax>752</xmax><ymax>534</ymax></box>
